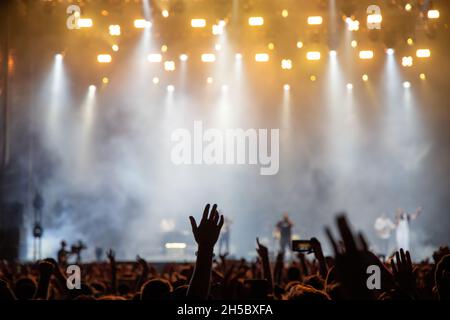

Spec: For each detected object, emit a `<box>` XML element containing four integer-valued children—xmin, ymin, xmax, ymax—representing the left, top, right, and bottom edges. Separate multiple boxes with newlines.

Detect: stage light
<box><xmin>152</xmin><ymin>77</ymin><xmax>159</xmax><ymax>84</ymax></box>
<box><xmin>346</xmin><ymin>17</ymin><xmax>360</xmax><ymax>31</ymax></box>
<box><xmin>77</xmin><ymin>18</ymin><xmax>93</xmax><ymax>28</ymax></box>
<box><xmin>255</xmin><ymin>53</ymin><xmax>269</xmax><ymax>62</ymax></box>
<box><xmin>306</xmin><ymin>51</ymin><xmax>321</xmax><ymax>60</ymax></box>
<box><xmin>162</xmin><ymin>10</ymin><xmax>169</xmax><ymax>18</ymax></box>
<box><xmin>97</xmin><ymin>54</ymin><xmax>112</xmax><ymax>63</ymax></box>
<box><xmin>416</xmin><ymin>49</ymin><xmax>431</xmax><ymax>58</ymax></box>
<box><xmin>164</xmin><ymin>61</ymin><xmax>175</xmax><ymax>71</ymax></box>
<box><xmin>134</xmin><ymin>19</ymin><xmax>151</xmax><ymax>29</ymax></box>
<box><xmin>403</xmin><ymin>81</ymin><xmax>411</xmax><ymax>88</ymax></box>
<box><xmin>427</xmin><ymin>10</ymin><xmax>439</xmax><ymax>19</ymax></box>
<box><xmin>191</xmin><ymin>18</ymin><xmax>206</xmax><ymax>28</ymax></box>
<box><xmin>102</xmin><ymin>77</ymin><xmax>109</xmax><ymax>84</ymax></box>
<box><xmin>367</xmin><ymin>14</ymin><xmax>382</xmax><ymax>24</ymax></box>
<box><xmin>248</xmin><ymin>17</ymin><xmax>264</xmax><ymax>26</ymax></box>
<box><xmin>206</xmin><ymin>77</ymin><xmax>213</xmax><ymax>84</ymax></box>
<box><xmin>147</xmin><ymin>54</ymin><xmax>162</xmax><ymax>63</ymax></box>
<box><xmin>351</xmin><ymin>40</ymin><xmax>358</xmax><ymax>48</ymax></box>
<box><xmin>268</xmin><ymin>43</ymin><xmax>275</xmax><ymax>50</ymax></box>
<box><xmin>310</xmin><ymin>75</ymin><xmax>317</xmax><ymax>82</ymax></box>
<box><xmin>362</xmin><ymin>74</ymin><xmax>369</xmax><ymax>81</ymax></box>
<box><xmin>109</xmin><ymin>25</ymin><xmax>121</xmax><ymax>36</ymax></box>
<box><xmin>221</xmin><ymin>85</ymin><xmax>229</xmax><ymax>92</ymax></box>
<box><xmin>329</xmin><ymin>50</ymin><xmax>337</xmax><ymax>57</ymax></box>
<box><xmin>359</xmin><ymin>50</ymin><xmax>374</xmax><ymax>59</ymax></box>
<box><xmin>112</xmin><ymin>44</ymin><xmax>119</xmax><ymax>52</ymax></box>
<box><xmin>386</xmin><ymin>48</ymin><xmax>394</xmax><ymax>55</ymax></box>
<box><xmin>212</xmin><ymin>21</ymin><xmax>225</xmax><ymax>35</ymax></box>
<box><xmin>55</xmin><ymin>53</ymin><xmax>63</xmax><ymax>61</ymax></box>
<box><xmin>405</xmin><ymin>3</ymin><xmax>412</xmax><ymax>11</ymax></box>
<box><xmin>346</xmin><ymin>83</ymin><xmax>353</xmax><ymax>90</ymax></box>
<box><xmin>161</xmin><ymin>45</ymin><xmax>168</xmax><ymax>53</ymax></box>
<box><xmin>201</xmin><ymin>53</ymin><xmax>216</xmax><ymax>62</ymax></box>
<box><xmin>283</xmin><ymin>84</ymin><xmax>290</xmax><ymax>91</ymax></box>
<box><xmin>235</xmin><ymin>53</ymin><xmax>243</xmax><ymax>60</ymax></box>
<box><xmin>296</xmin><ymin>41</ymin><xmax>303</xmax><ymax>49</ymax></box>
<box><xmin>165</xmin><ymin>242</ymin><xmax>186</xmax><ymax>249</ymax></box>
<box><xmin>402</xmin><ymin>56</ymin><xmax>413</xmax><ymax>67</ymax></box>
<box><xmin>282</xmin><ymin>9</ymin><xmax>289</xmax><ymax>18</ymax></box>
<box><xmin>419</xmin><ymin>73</ymin><xmax>426</xmax><ymax>80</ymax></box>
<box><xmin>307</xmin><ymin>16</ymin><xmax>323</xmax><ymax>25</ymax></box>
<box><xmin>281</xmin><ymin>59</ymin><xmax>292</xmax><ymax>70</ymax></box>
<box><xmin>167</xmin><ymin>85</ymin><xmax>175</xmax><ymax>92</ymax></box>
<box><xmin>179</xmin><ymin>54</ymin><xmax>188</xmax><ymax>61</ymax></box>
<box><xmin>89</xmin><ymin>85</ymin><xmax>96</xmax><ymax>92</ymax></box>
<box><xmin>407</xmin><ymin>38</ymin><xmax>414</xmax><ymax>45</ymax></box>
<box><xmin>215</xmin><ymin>43</ymin><xmax>222</xmax><ymax>51</ymax></box>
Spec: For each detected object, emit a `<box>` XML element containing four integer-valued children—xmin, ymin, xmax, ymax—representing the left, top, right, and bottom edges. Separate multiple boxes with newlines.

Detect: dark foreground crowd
<box><xmin>1</xmin><ymin>204</ymin><xmax>449</xmax><ymax>301</ymax></box>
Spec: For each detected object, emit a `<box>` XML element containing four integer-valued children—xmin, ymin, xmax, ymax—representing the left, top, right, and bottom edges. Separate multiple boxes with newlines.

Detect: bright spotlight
<box><xmin>419</xmin><ymin>73</ymin><xmax>426</xmax><ymax>80</ymax></box>
<box><xmin>134</xmin><ymin>19</ymin><xmax>151</xmax><ymax>29</ymax></box>
<box><xmin>102</xmin><ymin>77</ymin><xmax>109</xmax><ymax>84</ymax></box>
<box><xmin>403</xmin><ymin>81</ymin><xmax>411</xmax><ymax>89</ymax></box>
<box><xmin>55</xmin><ymin>53</ymin><xmax>63</xmax><ymax>61</ymax></box>
<box><xmin>201</xmin><ymin>53</ymin><xmax>216</xmax><ymax>63</ymax></box>
<box><xmin>215</xmin><ymin>43</ymin><xmax>222</xmax><ymax>51</ymax></box>
<box><xmin>283</xmin><ymin>84</ymin><xmax>290</xmax><ymax>91</ymax></box>
<box><xmin>281</xmin><ymin>59</ymin><xmax>292</xmax><ymax>70</ymax></box>
<box><xmin>212</xmin><ymin>23</ymin><xmax>225</xmax><ymax>35</ymax></box>
<box><xmin>112</xmin><ymin>44</ymin><xmax>119</xmax><ymax>52</ymax></box>
<box><xmin>109</xmin><ymin>25</ymin><xmax>121</xmax><ymax>36</ymax></box>
<box><xmin>164</xmin><ymin>61</ymin><xmax>176</xmax><ymax>71</ymax></box>
<box><xmin>268</xmin><ymin>42</ymin><xmax>275</xmax><ymax>50</ymax></box>
<box><xmin>152</xmin><ymin>77</ymin><xmax>159</xmax><ymax>84</ymax></box>
<box><xmin>307</xmin><ymin>16</ymin><xmax>323</xmax><ymax>25</ymax></box>
<box><xmin>235</xmin><ymin>53</ymin><xmax>243</xmax><ymax>60</ymax></box>
<box><xmin>77</xmin><ymin>18</ymin><xmax>93</xmax><ymax>28</ymax></box>
<box><xmin>329</xmin><ymin>50</ymin><xmax>337</xmax><ymax>57</ymax></box>
<box><xmin>282</xmin><ymin>9</ymin><xmax>289</xmax><ymax>18</ymax></box>
<box><xmin>296</xmin><ymin>41</ymin><xmax>303</xmax><ymax>48</ymax></box>
<box><xmin>179</xmin><ymin>54</ymin><xmax>188</xmax><ymax>61</ymax></box>
<box><xmin>255</xmin><ymin>53</ymin><xmax>269</xmax><ymax>62</ymax></box>
<box><xmin>89</xmin><ymin>85</ymin><xmax>96</xmax><ymax>92</ymax></box>
<box><xmin>346</xmin><ymin>17</ymin><xmax>360</xmax><ymax>31</ymax></box>
<box><xmin>248</xmin><ymin>17</ymin><xmax>264</xmax><ymax>26</ymax></box>
<box><xmin>167</xmin><ymin>85</ymin><xmax>175</xmax><ymax>92</ymax></box>
<box><xmin>405</xmin><ymin>3</ymin><xmax>412</xmax><ymax>11</ymax></box>
<box><xmin>161</xmin><ymin>45</ymin><xmax>168</xmax><ymax>53</ymax></box>
<box><xmin>306</xmin><ymin>51</ymin><xmax>321</xmax><ymax>60</ymax></box>
<box><xmin>191</xmin><ymin>19</ymin><xmax>206</xmax><ymax>28</ymax></box>
<box><xmin>310</xmin><ymin>75</ymin><xmax>317</xmax><ymax>82</ymax></box>
<box><xmin>416</xmin><ymin>49</ymin><xmax>431</xmax><ymax>58</ymax></box>
<box><xmin>367</xmin><ymin>14</ymin><xmax>382</xmax><ymax>24</ymax></box>
<box><xmin>359</xmin><ymin>50</ymin><xmax>374</xmax><ymax>59</ymax></box>
<box><xmin>427</xmin><ymin>10</ymin><xmax>440</xmax><ymax>19</ymax></box>
<box><xmin>221</xmin><ymin>85</ymin><xmax>229</xmax><ymax>92</ymax></box>
<box><xmin>362</xmin><ymin>74</ymin><xmax>369</xmax><ymax>81</ymax></box>
<box><xmin>346</xmin><ymin>83</ymin><xmax>353</xmax><ymax>90</ymax></box>
<box><xmin>97</xmin><ymin>54</ymin><xmax>112</xmax><ymax>63</ymax></box>
<box><xmin>148</xmin><ymin>54</ymin><xmax>162</xmax><ymax>63</ymax></box>
<box><xmin>407</xmin><ymin>38</ymin><xmax>414</xmax><ymax>45</ymax></box>
<box><xmin>402</xmin><ymin>56</ymin><xmax>413</xmax><ymax>67</ymax></box>
<box><xmin>206</xmin><ymin>77</ymin><xmax>213</xmax><ymax>84</ymax></box>
<box><xmin>162</xmin><ymin>10</ymin><xmax>169</xmax><ymax>18</ymax></box>
<box><xmin>386</xmin><ymin>48</ymin><xmax>394</xmax><ymax>55</ymax></box>
<box><xmin>351</xmin><ymin>40</ymin><xmax>358</xmax><ymax>48</ymax></box>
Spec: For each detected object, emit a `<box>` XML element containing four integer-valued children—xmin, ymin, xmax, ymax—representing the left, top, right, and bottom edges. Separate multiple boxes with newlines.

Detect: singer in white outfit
<box><xmin>395</xmin><ymin>207</ymin><xmax>422</xmax><ymax>251</ymax></box>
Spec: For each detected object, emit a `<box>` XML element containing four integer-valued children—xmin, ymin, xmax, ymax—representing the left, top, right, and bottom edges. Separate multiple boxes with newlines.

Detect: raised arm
<box><xmin>310</xmin><ymin>237</ymin><xmax>328</xmax><ymax>279</ymax></box>
<box><xmin>34</xmin><ymin>260</ymin><xmax>54</xmax><ymax>300</ymax></box>
<box><xmin>187</xmin><ymin>203</ymin><xmax>224</xmax><ymax>299</ymax></box>
<box><xmin>410</xmin><ymin>207</ymin><xmax>423</xmax><ymax>220</ymax></box>
<box><xmin>106</xmin><ymin>249</ymin><xmax>117</xmax><ymax>294</ymax></box>
<box><xmin>256</xmin><ymin>238</ymin><xmax>273</xmax><ymax>292</ymax></box>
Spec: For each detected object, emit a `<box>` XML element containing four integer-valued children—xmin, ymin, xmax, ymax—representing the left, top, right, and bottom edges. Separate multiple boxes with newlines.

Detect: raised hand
<box><xmin>391</xmin><ymin>249</ymin><xmax>416</xmax><ymax>296</ymax></box>
<box><xmin>35</xmin><ymin>260</ymin><xmax>54</xmax><ymax>300</ymax></box>
<box><xmin>107</xmin><ymin>249</ymin><xmax>116</xmax><ymax>264</ymax></box>
<box><xmin>256</xmin><ymin>238</ymin><xmax>273</xmax><ymax>292</ymax></box>
<box><xmin>310</xmin><ymin>237</ymin><xmax>328</xmax><ymax>278</ymax></box>
<box><xmin>256</xmin><ymin>238</ymin><xmax>269</xmax><ymax>260</ymax></box>
<box><xmin>189</xmin><ymin>204</ymin><xmax>224</xmax><ymax>250</ymax></box>
<box><xmin>107</xmin><ymin>249</ymin><xmax>117</xmax><ymax>294</ymax></box>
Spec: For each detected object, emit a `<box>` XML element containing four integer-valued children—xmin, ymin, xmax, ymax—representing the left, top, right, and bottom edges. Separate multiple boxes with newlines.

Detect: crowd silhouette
<box><xmin>0</xmin><ymin>203</ymin><xmax>449</xmax><ymax>301</ymax></box>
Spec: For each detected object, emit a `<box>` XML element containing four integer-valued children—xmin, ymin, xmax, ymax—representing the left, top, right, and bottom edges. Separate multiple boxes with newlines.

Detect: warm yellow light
<box><xmin>419</xmin><ymin>73</ymin><xmax>426</xmax><ymax>80</ymax></box>
<box><xmin>427</xmin><ymin>10</ymin><xmax>439</xmax><ymax>19</ymax></box>
<box><xmin>147</xmin><ymin>54</ymin><xmax>162</xmax><ymax>63</ymax></box>
<box><xmin>282</xmin><ymin>9</ymin><xmax>288</xmax><ymax>18</ymax></box>
<box><xmin>191</xmin><ymin>19</ymin><xmax>206</xmax><ymax>28</ymax></box>
<box><xmin>134</xmin><ymin>19</ymin><xmax>151</xmax><ymax>29</ymax></box>
<box><xmin>346</xmin><ymin>17</ymin><xmax>360</xmax><ymax>31</ymax></box>
<box><xmin>161</xmin><ymin>45</ymin><xmax>168</xmax><ymax>53</ymax></box>
<box><xmin>405</xmin><ymin>3</ymin><xmax>412</xmax><ymax>11</ymax></box>
<box><xmin>351</xmin><ymin>40</ymin><xmax>358</xmax><ymax>48</ymax></box>
<box><xmin>206</xmin><ymin>77</ymin><xmax>213</xmax><ymax>84</ymax></box>
<box><xmin>212</xmin><ymin>23</ymin><xmax>225</xmax><ymax>35</ymax></box>
<box><xmin>362</xmin><ymin>74</ymin><xmax>369</xmax><ymax>81</ymax></box>
<box><xmin>310</xmin><ymin>75</ymin><xmax>317</xmax><ymax>82</ymax></box>
<box><xmin>164</xmin><ymin>61</ymin><xmax>175</xmax><ymax>71</ymax></box>
<box><xmin>215</xmin><ymin>43</ymin><xmax>222</xmax><ymax>51</ymax></box>
<box><xmin>201</xmin><ymin>53</ymin><xmax>216</xmax><ymax>62</ymax></box>
<box><xmin>296</xmin><ymin>41</ymin><xmax>303</xmax><ymax>48</ymax></box>
<box><xmin>359</xmin><ymin>50</ymin><xmax>374</xmax><ymax>59</ymax></box>
<box><xmin>77</xmin><ymin>18</ymin><xmax>93</xmax><ymax>28</ymax></box>
<box><xmin>402</xmin><ymin>56</ymin><xmax>413</xmax><ymax>67</ymax></box>
<box><xmin>152</xmin><ymin>77</ymin><xmax>159</xmax><ymax>84</ymax></box>
<box><xmin>102</xmin><ymin>77</ymin><xmax>109</xmax><ymax>84</ymax></box>
<box><xmin>416</xmin><ymin>49</ymin><xmax>431</xmax><ymax>58</ymax></box>
<box><xmin>307</xmin><ymin>16</ymin><xmax>323</xmax><ymax>25</ymax></box>
<box><xmin>255</xmin><ymin>53</ymin><xmax>269</xmax><ymax>62</ymax></box>
<box><xmin>367</xmin><ymin>14</ymin><xmax>382</xmax><ymax>24</ymax></box>
<box><xmin>306</xmin><ymin>51</ymin><xmax>321</xmax><ymax>60</ymax></box>
<box><xmin>162</xmin><ymin>10</ymin><xmax>169</xmax><ymax>18</ymax></box>
<box><xmin>281</xmin><ymin>59</ymin><xmax>292</xmax><ymax>70</ymax></box>
<box><xmin>165</xmin><ymin>243</ymin><xmax>186</xmax><ymax>249</ymax></box>
<box><xmin>248</xmin><ymin>17</ymin><xmax>264</xmax><ymax>26</ymax></box>
<box><xmin>268</xmin><ymin>43</ymin><xmax>275</xmax><ymax>50</ymax></box>
<box><xmin>109</xmin><ymin>24</ymin><xmax>121</xmax><ymax>36</ymax></box>
<box><xmin>407</xmin><ymin>38</ymin><xmax>414</xmax><ymax>45</ymax></box>
<box><xmin>97</xmin><ymin>54</ymin><xmax>112</xmax><ymax>63</ymax></box>
<box><xmin>112</xmin><ymin>44</ymin><xmax>119</xmax><ymax>52</ymax></box>
<box><xmin>179</xmin><ymin>54</ymin><xmax>188</xmax><ymax>61</ymax></box>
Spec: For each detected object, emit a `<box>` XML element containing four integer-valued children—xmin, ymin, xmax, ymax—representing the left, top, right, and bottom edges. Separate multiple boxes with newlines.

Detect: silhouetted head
<box><xmin>140</xmin><ymin>278</ymin><xmax>172</xmax><ymax>300</ymax></box>
<box><xmin>435</xmin><ymin>254</ymin><xmax>450</xmax><ymax>300</ymax></box>
<box><xmin>287</xmin><ymin>284</ymin><xmax>330</xmax><ymax>301</ymax></box>
<box><xmin>14</xmin><ymin>277</ymin><xmax>36</xmax><ymax>300</ymax></box>
<box><xmin>61</xmin><ymin>240</ymin><xmax>66</xmax><ymax>248</ymax></box>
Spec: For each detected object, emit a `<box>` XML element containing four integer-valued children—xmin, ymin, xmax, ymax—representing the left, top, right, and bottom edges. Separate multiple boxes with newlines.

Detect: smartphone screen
<box><xmin>291</xmin><ymin>240</ymin><xmax>313</xmax><ymax>253</ymax></box>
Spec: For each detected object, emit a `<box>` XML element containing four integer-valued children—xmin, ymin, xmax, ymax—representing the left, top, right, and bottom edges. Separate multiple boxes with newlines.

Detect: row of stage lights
<box><xmin>95</xmin><ymin>47</ymin><xmax>431</xmax><ymax>70</ymax></box>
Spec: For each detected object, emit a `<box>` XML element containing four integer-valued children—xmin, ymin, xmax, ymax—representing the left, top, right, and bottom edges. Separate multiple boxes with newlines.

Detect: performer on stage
<box><xmin>395</xmin><ymin>207</ymin><xmax>422</xmax><ymax>251</ymax></box>
<box><xmin>218</xmin><ymin>217</ymin><xmax>232</xmax><ymax>255</ymax></box>
<box><xmin>57</xmin><ymin>240</ymin><xmax>70</xmax><ymax>266</ymax></box>
<box><xmin>276</xmin><ymin>212</ymin><xmax>293</xmax><ymax>253</ymax></box>
<box><xmin>374</xmin><ymin>213</ymin><xmax>396</xmax><ymax>256</ymax></box>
